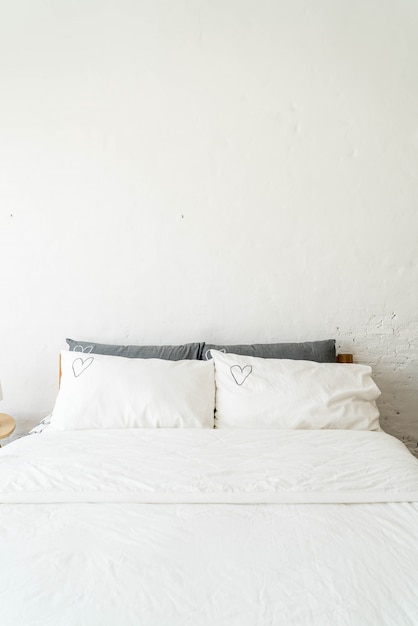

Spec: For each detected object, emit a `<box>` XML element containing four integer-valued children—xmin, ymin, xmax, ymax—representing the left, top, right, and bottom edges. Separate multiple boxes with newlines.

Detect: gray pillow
<box><xmin>66</xmin><ymin>338</ymin><xmax>204</xmax><ymax>361</ymax></box>
<box><xmin>201</xmin><ymin>340</ymin><xmax>336</xmax><ymax>363</ymax></box>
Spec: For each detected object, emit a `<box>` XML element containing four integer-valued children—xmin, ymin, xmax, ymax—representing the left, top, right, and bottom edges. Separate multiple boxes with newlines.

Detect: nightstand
<box><xmin>0</xmin><ymin>413</ymin><xmax>16</xmax><ymax>447</ymax></box>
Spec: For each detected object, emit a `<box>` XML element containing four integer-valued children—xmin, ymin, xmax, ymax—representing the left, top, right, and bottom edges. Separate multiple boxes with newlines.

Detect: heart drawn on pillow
<box><xmin>205</xmin><ymin>348</ymin><xmax>227</xmax><ymax>360</ymax></box>
<box><xmin>72</xmin><ymin>357</ymin><xmax>94</xmax><ymax>378</ymax></box>
<box><xmin>230</xmin><ymin>364</ymin><xmax>252</xmax><ymax>386</ymax></box>
<box><xmin>73</xmin><ymin>345</ymin><xmax>94</xmax><ymax>354</ymax></box>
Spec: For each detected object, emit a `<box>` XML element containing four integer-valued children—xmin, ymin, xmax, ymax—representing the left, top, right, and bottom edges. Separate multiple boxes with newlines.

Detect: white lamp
<box><xmin>0</xmin><ymin>379</ymin><xmax>2</xmax><ymax>402</ymax></box>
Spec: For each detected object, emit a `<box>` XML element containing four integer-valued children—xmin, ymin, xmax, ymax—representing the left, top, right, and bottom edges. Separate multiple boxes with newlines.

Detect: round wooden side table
<box><xmin>0</xmin><ymin>413</ymin><xmax>16</xmax><ymax>446</ymax></box>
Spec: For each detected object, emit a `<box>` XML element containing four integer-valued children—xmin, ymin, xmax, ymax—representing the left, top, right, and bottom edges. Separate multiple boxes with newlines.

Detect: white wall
<box><xmin>0</xmin><ymin>0</ymin><xmax>417</xmax><ymax>453</ymax></box>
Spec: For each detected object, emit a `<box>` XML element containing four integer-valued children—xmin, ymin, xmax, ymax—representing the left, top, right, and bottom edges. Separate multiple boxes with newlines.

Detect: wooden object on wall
<box><xmin>337</xmin><ymin>353</ymin><xmax>354</xmax><ymax>364</ymax></box>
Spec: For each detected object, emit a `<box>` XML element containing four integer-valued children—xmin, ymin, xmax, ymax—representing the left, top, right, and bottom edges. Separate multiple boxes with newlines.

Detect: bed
<box><xmin>1</xmin><ymin>339</ymin><xmax>417</xmax><ymax>626</ymax></box>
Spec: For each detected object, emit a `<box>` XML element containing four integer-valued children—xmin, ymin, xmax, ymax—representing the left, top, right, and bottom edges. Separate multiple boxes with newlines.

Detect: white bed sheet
<box><xmin>1</xmin><ymin>428</ymin><xmax>418</xmax><ymax>503</ymax></box>
<box><xmin>1</xmin><ymin>428</ymin><xmax>418</xmax><ymax>626</ymax></box>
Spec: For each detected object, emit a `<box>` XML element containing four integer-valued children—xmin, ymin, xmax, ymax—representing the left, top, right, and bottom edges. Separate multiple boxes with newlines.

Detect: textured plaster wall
<box><xmin>0</xmin><ymin>0</ymin><xmax>417</xmax><ymax>453</ymax></box>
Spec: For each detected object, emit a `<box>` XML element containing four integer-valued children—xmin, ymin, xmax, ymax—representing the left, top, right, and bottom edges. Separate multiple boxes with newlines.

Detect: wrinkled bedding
<box><xmin>1</xmin><ymin>429</ymin><xmax>418</xmax><ymax>625</ymax></box>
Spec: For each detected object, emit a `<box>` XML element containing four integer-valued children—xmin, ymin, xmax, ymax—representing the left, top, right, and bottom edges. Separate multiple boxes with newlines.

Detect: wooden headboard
<box><xmin>336</xmin><ymin>354</ymin><xmax>354</xmax><ymax>363</ymax></box>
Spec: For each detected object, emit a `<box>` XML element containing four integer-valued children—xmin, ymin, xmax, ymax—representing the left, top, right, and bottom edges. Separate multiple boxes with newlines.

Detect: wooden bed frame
<box><xmin>336</xmin><ymin>354</ymin><xmax>353</xmax><ymax>363</ymax></box>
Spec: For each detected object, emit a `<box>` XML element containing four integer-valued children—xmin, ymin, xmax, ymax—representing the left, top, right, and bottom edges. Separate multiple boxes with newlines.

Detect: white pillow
<box><xmin>211</xmin><ymin>350</ymin><xmax>381</xmax><ymax>430</ymax></box>
<box><xmin>51</xmin><ymin>351</ymin><xmax>215</xmax><ymax>429</ymax></box>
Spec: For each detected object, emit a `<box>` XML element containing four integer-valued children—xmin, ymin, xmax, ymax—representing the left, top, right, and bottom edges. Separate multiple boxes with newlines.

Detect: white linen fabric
<box><xmin>0</xmin><ymin>429</ymin><xmax>418</xmax><ymax>626</ymax></box>
<box><xmin>212</xmin><ymin>350</ymin><xmax>381</xmax><ymax>429</ymax></box>
<box><xmin>1</xmin><ymin>429</ymin><xmax>417</xmax><ymax>503</ymax></box>
<box><xmin>51</xmin><ymin>351</ymin><xmax>215</xmax><ymax>429</ymax></box>
<box><xmin>27</xmin><ymin>413</ymin><xmax>52</xmax><ymax>435</ymax></box>
<box><xmin>1</xmin><ymin>501</ymin><xmax>417</xmax><ymax>626</ymax></box>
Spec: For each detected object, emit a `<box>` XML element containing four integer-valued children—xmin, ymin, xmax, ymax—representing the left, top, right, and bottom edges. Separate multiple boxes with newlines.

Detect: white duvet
<box><xmin>1</xmin><ymin>428</ymin><xmax>418</xmax><ymax>625</ymax></box>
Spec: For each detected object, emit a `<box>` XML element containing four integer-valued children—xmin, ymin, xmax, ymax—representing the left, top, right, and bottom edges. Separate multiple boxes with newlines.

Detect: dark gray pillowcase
<box><xmin>66</xmin><ymin>338</ymin><xmax>205</xmax><ymax>361</ymax></box>
<box><xmin>201</xmin><ymin>340</ymin><xmax>336</xmax><ymax>363</ymax></box>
